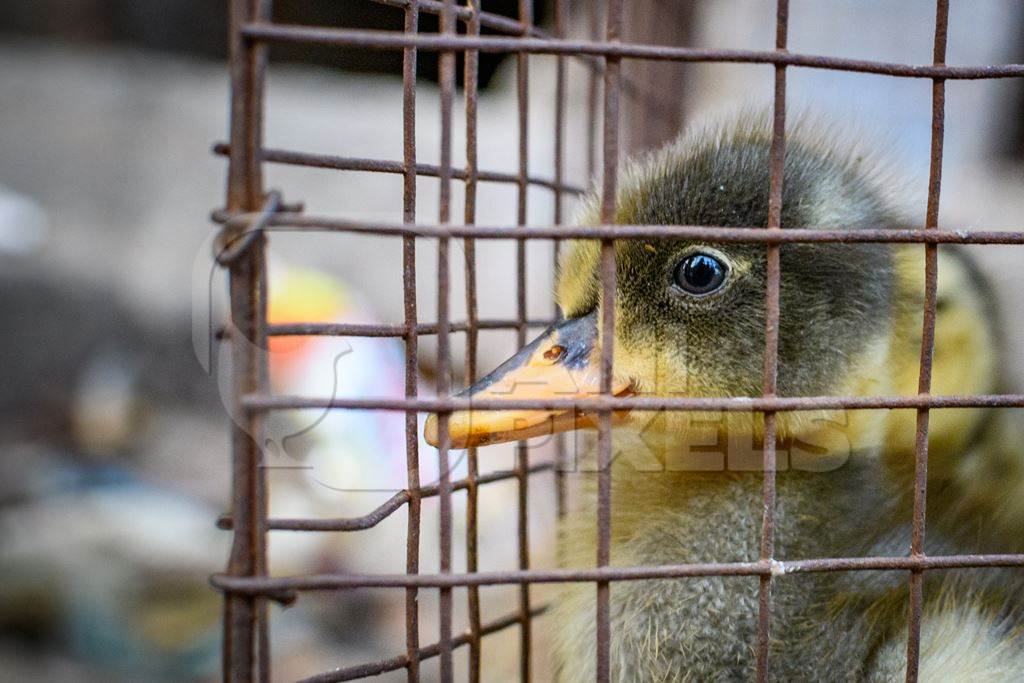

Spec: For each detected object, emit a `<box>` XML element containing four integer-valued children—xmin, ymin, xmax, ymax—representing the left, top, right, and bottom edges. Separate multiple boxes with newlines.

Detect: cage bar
<box><xmin>237</xmin><ymin>24</ymin><xmax>1024</xmax><ymax>80</ymax></box>
<box><xmin>552</xmin><ymin>0</ymin><xmax>569</xmax><ymax>520</ymax></box>
<box><xmin>238</xmin><ymin>391</ymin><xmax>1024</xmax><ymax>414</ymax></box>
<box><xmin>401</xmin><ymin>2</ymin><xmax>422</xmax><ymax>681</ymax></box>
<box><xmin>211</xmin><ymin>212</ymin><xmax>1024</xmax><ymax>242</ymax></box>
<box><xmin>905</xmin><ymin>1</ymin><xmax>949</xmax><ymax>680</ymax></box>
<box><xmin>436</xmin><ymin>2</ymin><xmax>457</xmax><ymax>679</ymax></box>
<box><xmin>297</xmin><ymin>607</ymin><xmax>548</xmax><ymax>683</ymax></box>
<box><xmin>595</xmin><ymin>1</ymin><xmax>623</xmax><ymax>680</ymax></box>
<box><xmin>218</xmin><ymin>463</ymin><xmax>554</xmax><ymax>533</ymax></box>
<box><xmin>223</xmin><ymin>0</ymin><xmax>272</xmax><ymax>680</ymax></box>
<box><xmin>211</xmin><ymin>144</ymin><xmax>585</xmax><ymax>195</ymax></box>
<box><xmin>213</xmin><ymin>2</ymin><xmax>1024</xmax><ymax>681</ymax></box>
<box><xmin>212</xmin><ymin>552</ymin><xmax>1024</xmax><ymax>596</ymax></box>
<box><xmin>754</xmin><ymin>2</ymin><xmax>788</xmax><ymax>679</ymax></box>
<box><xmin>367</xmin><ymin>0</ymin><xmax>649</xmax><ymax>108</ymax></box>
<box><xmin>514</xmin><ymin>1</ymin><xmax>535</xmax><ymax>678</ymax></box>
<box><xmin>461</xmin><ymin>1</ymin><xmax>483</xmax><ymax>679</ymax></box>
<box><xmin>264</xmin><ymin>319</ymin><xmax>552</xmax><ymax>339</ymax></box>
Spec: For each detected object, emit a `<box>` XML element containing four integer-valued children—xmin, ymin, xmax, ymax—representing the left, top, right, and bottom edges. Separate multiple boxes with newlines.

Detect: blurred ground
<box><xmin>1</xmin><ymin>1</ymin><xmax>1023</xmax><ymax>681</ymax></box>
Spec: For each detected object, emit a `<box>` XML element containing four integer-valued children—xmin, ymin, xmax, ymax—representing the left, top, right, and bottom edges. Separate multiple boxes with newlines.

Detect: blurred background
<box><xmin>2</xmin><ymin>1</ymin><xmax>1023</xmax><ymax>681</ymax></box>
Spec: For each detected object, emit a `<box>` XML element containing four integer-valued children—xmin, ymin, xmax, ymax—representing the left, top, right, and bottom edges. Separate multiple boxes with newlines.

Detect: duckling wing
<box><xmin>885</xmin><ymin>244</ymin><xmax>1024</xmax><ymax>548</ymax></box>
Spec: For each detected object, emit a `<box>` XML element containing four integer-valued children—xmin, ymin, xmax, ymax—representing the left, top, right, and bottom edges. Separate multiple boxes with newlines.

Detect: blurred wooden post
<box><xmin>620</xmin><ymin>0</ymin><xmax>695</xmax><ymax>155</ymax></box>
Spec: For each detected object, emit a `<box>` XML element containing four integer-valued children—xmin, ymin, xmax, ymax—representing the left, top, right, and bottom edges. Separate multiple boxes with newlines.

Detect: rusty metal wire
<box><xmin>239</xmin><ymin>24</ymin><xmax>1024</xmax><ymax>80</ymax></box>
<box><xmin>214</xmin><ymin>1</ymin><xmax>1024</xmax><ymax>682</ymax></box>
<box><xmin>209</xmin><ymin>211</ymin><xmax>1024</xmax><ymax>242</ymax></box>
<box><xmin>752</xmin><ymin>2</ymin><xmax>788</xmax><ymax>675</ymax></box>
<box><xmin>211</xmin><ymin>143</ymin><xmax>586</xmax><ymax>194</ymax></box>
<box><xmin>461</xmin><ymin>3</ymin><xmax>483</xmax><ymax>678</ymax></box>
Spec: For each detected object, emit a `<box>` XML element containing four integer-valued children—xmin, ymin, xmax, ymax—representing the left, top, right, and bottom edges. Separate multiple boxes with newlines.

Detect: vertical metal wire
<box><xmin>586</xmin><ymin>0</ymin><xmax>605</xmax><ymax>182</ymax></box>
<box><xmin>437</xmin><ymin>1</ymin><xmax>456</xmax><ymax>680</ymax></box>
<box><xmin>596</xmin><ymin>2</ymin><xmax>623</xmax><ymax>681</ymax></box>
<box><xmin>255</xmin><ymin>223</ymin><xmax>271</xmax><ymax>683</ymax></box>
<box><xmin>401</xmin><ymin>2</ymin><xmax>422</xmax><ymax>681</ymax></box>
<box><xmin>224</xmin><ymin>0</ymin><xmax>270</xmax><ymax>680</ymax></box>
<box><xmin>225</xmin><ymin>0</ymin><xmax>265</xmax><ymax>213</ymax></box>
<box><xmin>462</xmin><ymin>1</ymin><xmax>483</xmax><ymax>680</ymax></box>
<box><xmin>515</xmin><ymin>1</ymin><xmax>534</xmax><ymax>679</ymax></box>
<box><xmin>552</xmin><ymin>0</ymin><xmax>569</xmax><ymax>519</ymax></box>
<box><xmin>755</xmin><ymin>3</ymin><xmax>788</xmax><ymax>680</ymax></box>
<box><xmin>552</xmin><ymin>0</ymin><xmax>567</xmax><ymax>263</ymax></box>
<box><xmin>251</xmin><ymin>3</ymin><xmax>273</xmax><ymax>678</ymax></box>
<box><xmin>906</xmin><ymin>2</ymin><xmax>949</xmax><ymax>680</ymax></box>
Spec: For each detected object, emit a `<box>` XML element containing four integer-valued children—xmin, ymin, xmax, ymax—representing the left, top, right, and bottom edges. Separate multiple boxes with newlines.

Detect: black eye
<box><xmin>673</xmin><ymin>253</ymin><xmax>728</xmax><ymax>296</ymax></box>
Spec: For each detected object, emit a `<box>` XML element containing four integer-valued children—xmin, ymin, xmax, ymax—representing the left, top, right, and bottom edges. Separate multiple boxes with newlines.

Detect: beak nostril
<box><xmin>543</xmin><ymin>345</ymin><xmax>566</xmax><ymax>361</ymax></box>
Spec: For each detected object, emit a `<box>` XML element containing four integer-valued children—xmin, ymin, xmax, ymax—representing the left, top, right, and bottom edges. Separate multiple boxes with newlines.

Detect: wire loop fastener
<box><xmin>214</xmin><ymin>189</ymin><xmax>288</xmax><ymax>265</ymax></box>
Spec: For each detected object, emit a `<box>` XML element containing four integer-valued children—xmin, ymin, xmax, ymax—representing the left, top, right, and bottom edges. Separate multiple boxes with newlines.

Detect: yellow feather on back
<box><xmin>882</xmin><ymin>245</ymin><xmax>998</xmax><ymax>477</ymax></box>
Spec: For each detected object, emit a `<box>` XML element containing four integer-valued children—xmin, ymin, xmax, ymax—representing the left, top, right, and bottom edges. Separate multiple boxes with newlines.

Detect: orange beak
<box><xmin>424</xmin><ymin>311</ymin><xmax>634</xmax><ymax>449</ymax></box>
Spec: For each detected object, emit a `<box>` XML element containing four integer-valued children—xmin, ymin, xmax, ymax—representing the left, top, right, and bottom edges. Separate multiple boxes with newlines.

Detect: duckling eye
<box><xmin>673</xmin><ymin>253</ymin><xmax>728</xmax><ymax>296</ymax></box>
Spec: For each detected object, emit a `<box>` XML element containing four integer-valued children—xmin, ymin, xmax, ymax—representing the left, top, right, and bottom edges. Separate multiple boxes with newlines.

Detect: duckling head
<box><xmin>426</xmin><ymin>119</ymin><xmax>899</xmax><ymax>453</ymax></box>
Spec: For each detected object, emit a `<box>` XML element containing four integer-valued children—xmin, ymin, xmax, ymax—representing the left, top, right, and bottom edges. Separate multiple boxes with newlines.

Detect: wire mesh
<box><xmin>212</xmin><ymin>1</ymin><xmax>1024</xmax><ymax>681</ymax></box>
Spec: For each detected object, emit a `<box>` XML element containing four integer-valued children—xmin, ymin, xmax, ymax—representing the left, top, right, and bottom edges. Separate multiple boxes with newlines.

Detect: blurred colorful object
<box><xmin>264</xmin><ymin>262</ymin><xmax>444</xmax><ymax>499</ymax></box>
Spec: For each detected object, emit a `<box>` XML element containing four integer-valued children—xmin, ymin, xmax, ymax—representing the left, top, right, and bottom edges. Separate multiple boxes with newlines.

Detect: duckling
<box><xmin>425</xmin><ymin>118</ymin><xmax>1024</xmax><ymax>680</ymax></box>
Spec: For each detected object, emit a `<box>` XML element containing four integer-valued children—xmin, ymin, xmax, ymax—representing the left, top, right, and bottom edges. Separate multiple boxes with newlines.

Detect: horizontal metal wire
<box><xmin>210</xmin><ymin>553</ymin><xmax>1024</xmax><ymax>595</ymax></box>
<box><xmin>266</xmin><ymin>318</ymin><xmax>552</xmax><ymax>337</ymax></box>
<box><xmin>370</xmin><ymin>0</ymin><xmax>540</xmax><ymax>38</ymax></box>
<box><xmin>211</xmin><ymin>210</ymin><xmax>1024</xmax><ymax>243</ymax></box>
<box><xmin>296</xmin><ymin>0</ymin><xmax>652</xmax><ymax>110</ymax></box>
<box><xmin>212</xmin><ymin>143</ymin><xmax>585</xmax><ymax>195</ymax></box>
<box><xmin>239</xmin><ymin>25</ymin><xmax>1024</xmax><ymax>80</ymax></box>
<box><xmin>241</xmin><ymin>392</ymin><xmax>1024</xmax><ymax>413</ymax></box>
<box><xmin>216</xmin><ymin>462</ymin><xmax>554</xmax><ymax>532</ymax></box>
<box><xmin>296</xmin><ymin>605</ymin><xmax>548</xmax><ymax>683</ymax></box>
<box><xmin>218</xmin><ymin>491</ymin><xmax>408</xmax><ymax>533</ymax></box>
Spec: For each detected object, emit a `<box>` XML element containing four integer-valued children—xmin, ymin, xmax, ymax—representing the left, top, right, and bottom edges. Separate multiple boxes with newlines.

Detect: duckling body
<box><xmin>549</xmin><ymin>123</ymin><xmax>1024</xmax><ymax>681</ymax></box>
<box><xmin>554</xmin><ymin>458</ymin><xmax>1024</xmax><ymax>681</ymax></box>
<box><xmin>425</xmin><ymin>118</ymin><xmax>1024</xmax><ymax>679</ymax></box>
<box><xmin>555</xmin><ymin>459</ymin><xmax>868</xmax><ymax>679</ymax></box>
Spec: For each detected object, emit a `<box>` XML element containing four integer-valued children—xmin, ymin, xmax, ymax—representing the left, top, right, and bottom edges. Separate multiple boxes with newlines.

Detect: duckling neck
<box><xmin>564</xmin><ymin>433</ymin><xmax>902</xmax><ymax>565</ymax></box>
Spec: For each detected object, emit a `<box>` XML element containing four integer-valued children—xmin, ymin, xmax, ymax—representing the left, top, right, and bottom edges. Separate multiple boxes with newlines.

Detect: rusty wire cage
<box><xmin>211</xmin><ymin>0</ymin><xmax>1024</xmax><ymax>681</ymax></box>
